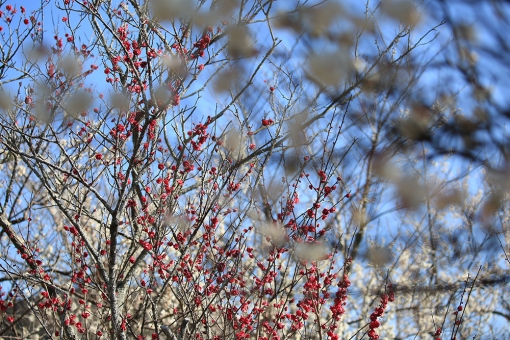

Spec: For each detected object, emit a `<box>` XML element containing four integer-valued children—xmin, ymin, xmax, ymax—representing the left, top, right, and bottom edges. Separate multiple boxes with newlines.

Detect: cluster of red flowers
<box><xmin>434</xmin><ymin>327</ymin><xmax>442</xmax><ymax>340</ymax></box>
<box><xmin>367</xmin><ymin>284</ymin><xmax>395</xmax><ymax>339</ymax></box>
<box><xmin>262</xmin><ymin>118</ymin><xmax>274</xmax><ymax>126</ymax></box>
<box><xmin>189</xmin><ymin>121</ymin><xmax>210</xmax><ymax>151</ymax></box>
<box><xmin>0</xmin><ymin>287</ymin><xmax>13</xmax><ymax>316</ymax></box>
<box><xmin>193</xmin><ymin>33</ymin><xmax>211</xmax><ymax>58</ymax></box>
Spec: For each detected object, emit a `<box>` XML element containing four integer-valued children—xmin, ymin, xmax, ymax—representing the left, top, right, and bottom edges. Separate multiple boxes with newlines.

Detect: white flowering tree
<box><xmin>0</xmin><ymin>0</ymin><xmax>509</xmax><ymax>339</ymax></box>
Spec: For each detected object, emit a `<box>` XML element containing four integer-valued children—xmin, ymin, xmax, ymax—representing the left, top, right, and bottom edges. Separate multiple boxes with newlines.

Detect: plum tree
<box><xmin>0</xmin><ymin>0</ymin><xmax>509</xmax><ymax>339</ymax></box>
